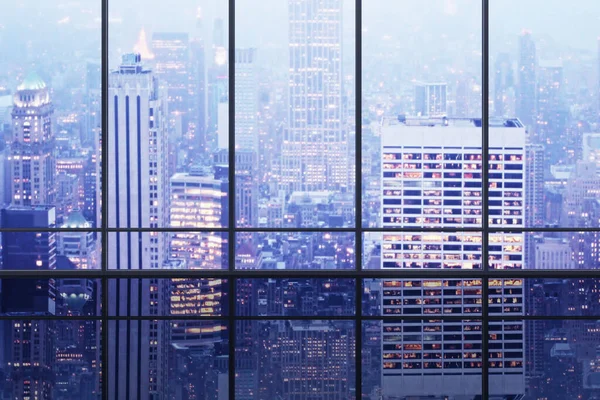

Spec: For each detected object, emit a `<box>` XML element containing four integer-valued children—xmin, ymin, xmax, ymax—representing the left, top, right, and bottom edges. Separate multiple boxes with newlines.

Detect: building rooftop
<box><xmin>17</xmin><ymin>71</ymin><xmax>47</xmax><ymax>91</ymax></box>
<box><xmin>384</xmin><ymin>116</ymin><xmax>524</xmax><ymax>128</ymax></box>
<box><xmin>62</xmin><ymin>210</ymin><xmax>91</xmax><ymax>229</ymax></box>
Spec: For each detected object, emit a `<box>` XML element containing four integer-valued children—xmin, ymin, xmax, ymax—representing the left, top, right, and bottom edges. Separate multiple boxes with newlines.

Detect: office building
<box><xmin>517</xmin><ymin>31</ymin><xmax>536</xmax><ymax>132</ymax></box>
<box><xmin>207</xmin><ymin>18</ymin><xmax>228</xmax><ymax>152</ymax></box>
<box><xmin>9</xmin><ymin>72</ymin><xmax>56</xmax><ymax>207</ymax></box>
<box><xmin>235</xmin><ymin>48</ymin><xmax>258</xmax><ymax>151</ymax></box>
<box><xmin>281</xmin><ymin>0</ymin><xmax>349</xmax><ymax>193</ymax></box>
<box><xmin>380</xmin><ymin>116</ymin><xmax>526</xmax><ymax>398</ymax></box>
<box><xmin>108</xmin><ymin>53</ymin><xmax>170</xmax><ymax>399</ymax></box>
<box><xmin>494</xmin><ymin>53</ymin><xmax>514</xmax><ymax>118</ymax></box>
<box><xmin>170</xmin><ymin>168</ymin><xmax>227</xmax><ymax>269</ymax></box>
<box><xmin>583</xmin><ymin>133</ymin><xmax>600</xmax><ymax>166</ymax></box>
<box><xmin>151</xmin><ymin>32</ymin><xmax>190</xmax><ymax>140</ymax></box>
<box><xmin>58</xmin><ymin>210</ymin><xmax>98</xmax><ymax>270</ymax></box>
<box><xmin>414</xmin><ymin>82</ymin><xmax>448</xmax><ymax>117</ymax></box>
<box><xmin>189</xmin><ymin>9</ymin><xmax>207</xmax><ymax>156</ymax></box>
<box><xmin>1</xmin><ymin>206</ymin><xmax>57</xmax><ymax>399</ymax></box>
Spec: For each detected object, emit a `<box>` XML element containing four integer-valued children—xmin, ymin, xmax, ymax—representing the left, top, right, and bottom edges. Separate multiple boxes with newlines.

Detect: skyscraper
<box><xmin>281</xmin><ymin>0</ymin><xmax>349</xmax><ymax>193</ymax></box>
<box><xmin>517</xmin><ymin>31</ymin><xmax>536</xmax><ymax>132</ymax></box>
<box><xmin>379</xmin><ymin>117</ymin><xmax>526</xmax><ymax>398</ymax></box>
<box><xmin>207</xmin><ymin>18</ymin><xmax>228</xmax><ymax>152</ymax></box>
<box><xmin>1</xmin><ymin>206</ymin><xmax>57</xmax><ymax>399</ymax></box>
<box><xmin>536</xmin><ymin>60</ymin><xmax>565</xmax><ymax>164</ymax></box>
<box><xmin>151</xmin><ymin>32</ymin><xmax>191</xmax><ymax>140</ymax></box>
<box><xmin>235</xmin><ymin>48</ymin><xmax>258</xmax><ymax>151</ymax></box>
<box><xmin>58</xmin><ymin>210</ymin><xmax>98</xmax><ymax>270</ymax></box>
<box><xmin>414</xmin><ymin>82</ymin><xmax>448</xmax><ymax>117</ymax></box>
<box><xmin>170</xmin><ymin>168</ymin><xmax>227</xmax><ymax>269</ymax></box>
<box><xmin>189</xmin><ymin>10</ymin><xmax>207</xmax><ymax>157</ymax></box>
<box><xmin>107</xmin><ymin>53</ymin><xmax>170</xmax><ymax>398</ymax></box>
<box><xmin>9</xmin><ymin>72</ymin><xmax>56</xmax><ymax>207</ymax></box>
<box><xmin>494</xmin><ymin>53</ymin><xmax>514</xmax><ymax>118</ymax></box>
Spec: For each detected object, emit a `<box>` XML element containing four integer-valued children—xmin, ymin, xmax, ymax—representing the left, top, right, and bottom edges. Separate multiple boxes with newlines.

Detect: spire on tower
<box><xmin>133</xmin><ymin>28</ymin><xmax>155</xmax><ymax>60</ymax></box>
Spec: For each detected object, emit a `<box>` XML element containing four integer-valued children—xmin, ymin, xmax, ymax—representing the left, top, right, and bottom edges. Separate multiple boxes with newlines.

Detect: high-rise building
<box><xmin>582</xmin><ymin>133</ymin><xmax>600</xmax><ymax>166</ymax></box>
<box><xmin>207</xmin><ymin>18</ymin><xmax>228</xmax><ymax>153</ymax></box>
<box><xmin>517</xmin><ymin>31</ymin><xmax>536</xmax><ymax>132</ymax></box>
<box><xmin>494</xmin><ymin>53</ymin><xmax>514</xmax><ymax>118</ymax></box>
<box><xmin>169</xmin><ymin>168</ymin><xmax>227</xmax><ymax>269</ymax></box>
<box><xmin>151</xmin><ymin>32</ymin><xmax>190</xmax><ymax>140</ymax></box>
<box><xmin>0</xmin><ymin>206</ymin><xmax>57</xmax><ymax>400</ymax></box>
<box><xmin>536</xmin><ymin>60</ymin><xmax>564</xmax><ymax>164</ymax></box>
<box><xmin>215</xmin><ymin>149</ymin><xmax>257</xmax><ymax>227</ymax></box>
<box><xmin>414</xmin><ymin>82</ymin><xmax>448</xmax><ymax>117</ymax></box>
<box><xmin>9</xmin><ymin>72</ymin><xmax>56</xmax><ymax>207</ymax></box>
<box><xmin>189</xmin><ymin>10</ymin><xmax>207</xmax><ymax>157</ymax></box>
<box><xmin>235</xmin><ymin>150</ymin><xmax>257</xmax><ymax>227</ymax></box>
<box><xmin>58</xmin><ymin>210</ymin><xmax>98</xmax><ymax>270</ymax></box>
<box><xmin>279</xmin><ymin>321</ymin><xmax>354</xmax><ymax>400</ymax></box>
<box><xmin>235</xmin><ymin>48</ymin><xmax>258</xmax><ymax>151</ymax></box>
<box><xmin>107</xmin><ymin>53</ymin><xmax>170</xmax><ymax>399</ymax></box>
<box><xmin>534</xmin><ymin>238</ymin><xmax>575</xmax><ymax>269</ymax></box>
<box><xmin>525</xmin><ymin>143</ymin><xmax>544</xmax><ymax>229</ymax></box>
<box><xmin>598</xmin><ymin>37</ymin><xmax>600</xmax><ymax>126</ymax></box>
<box><xmin>379</xmin><ymin>117</ymin><xmax>526</xmax><ymax>398</ymax></box>
<box><xmin>168</xmin><ymin>167</ymin><xmax>229</xmax><ymax>399</ymax></box>
<box><xmin>83</xmin><ymin>62</ymin><xmax>101</xmax><ymax>147</ymax></box>
<box><xmin>281</xmin><ymin>0</ymin><xmax>349</xmax><ymax>193</ymax></box>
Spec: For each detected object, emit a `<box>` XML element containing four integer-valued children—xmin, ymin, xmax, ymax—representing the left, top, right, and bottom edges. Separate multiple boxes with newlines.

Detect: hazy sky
<box><xmin>1</xmin><ymin>0</ymin><xmax>600</xmax><ymax>78</ymax></box>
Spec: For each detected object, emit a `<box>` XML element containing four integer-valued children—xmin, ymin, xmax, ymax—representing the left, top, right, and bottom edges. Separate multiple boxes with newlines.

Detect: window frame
<box><xmin>0</xmin><ymin>1</ymin><xmax>597</xmax><ymax>399</ymax></box>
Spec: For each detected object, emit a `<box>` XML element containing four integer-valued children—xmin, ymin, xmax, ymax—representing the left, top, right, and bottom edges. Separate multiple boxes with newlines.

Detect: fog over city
<box><xmin>1</xmin><ymin>0</ymin><xmax>600</xmax><ymax>399</ymax></box>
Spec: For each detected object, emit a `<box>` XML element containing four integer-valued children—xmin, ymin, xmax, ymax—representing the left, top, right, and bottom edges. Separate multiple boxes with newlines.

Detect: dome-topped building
<box><xmin>13</xmin><ymin>71</ymin><xmax>51</xmax><ymax>108</ymax></box>
<box><xmin>9</xmin><ymin>71</ymin><xmax>56</xmax><ymax>207</ymax></box>
<box><xmin>17</xmin><ymin>71</ymin><xmax>47</xmax><ymax>91</ymax></box>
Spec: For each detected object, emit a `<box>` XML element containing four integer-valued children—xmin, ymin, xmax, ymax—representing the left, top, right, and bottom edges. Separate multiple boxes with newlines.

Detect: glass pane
<box><xmin>108</xmin><ymin>319</ymin><xmax>228</xmax><ymax>399</ymax></box>
<box><xmin>0</xmin><ymin>278</ymin><xmax>101</xmax><ymax>317</ymax></box>
<box><xmin>0</xmin><ymin>230</ymin><xmax>100</xmax><ymax>270</ymax></box>
<box><xmin>108</xmin><ymin>231</ymin><xmax>228</xmax><ymax>269</ymax></box>
<box><xmin>514</xmin><ymin>278</ymin><xmax>600</xmax><ymax>317</ymax></box>
<box><xmin>235</xmin><ymin>320</ymin><xmax>355</xmax><ymax>399</ymax></box>
<box><xmin>488</xmin><ymin>278</ymin><xmax>524</xmax><ymax>316</ymax></box>
<box><xmin>236</xmin><ymin>278</ymin><xmax>355</xmax><ymax>316</ymax></box>
<box><xmin>490</xmin><ymin>0</ymin><xmax>600</xmax><ymax>228</ymax></box>
<box><xmin>1</xmin><ymin>319</ymin><xmax>101</xmax><ymax>399</ymax></box>
<box><xmin>363</xmin><ymin>319</ymin><xmax>483</xmax><ymax>398</ymax></box>
<box><xmin>235</xmin><ymin>231</ymin><xmax>355</xmax><ymax>270</ymax></box>
<box><xmin>235</xmin><ymin>0</ymin><xmax>356</xmax><ymax>228</ymax></box>
<box><xmin>0</xmin><ymin>2</ymin><xmax>102</xmax><ymax>228</ymax></box>
<box><xmin>490</xmin><ymin>230</ymin><xmax>600</xmax><ymax>270</ymax></box>
<box><xmin>362</xmin><ymin>0</ymin><xmax>482</xmax><ymax>228</ymax></box>
<box><xmin>363</xmin><ymin>278</ymin><xmax>482</xmax><ymax>317</ymax></box>
<box><xmin>109</xmin><ymin>278</ymin><xmax>228</xmax><ymax>316</ymax></box>
<box><xmin>488</xmin><ymin>320</ymin><xmax>526</xmax><ymax>397</ymax></box>
<box><xmin>108</xmin><ymin>1</ymin><xmax>229</xmax><ymax>228</ymax></box>
<box><xmin>363</xmin><ymin>231</ymin><xmax>482</xmax><ymax>270</ymax></box>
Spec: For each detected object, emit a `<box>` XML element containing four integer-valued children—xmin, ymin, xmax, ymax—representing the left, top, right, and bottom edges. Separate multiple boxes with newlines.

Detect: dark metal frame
<box><xmin>0</xmin><ymin>0</ymin><xmax>595</xmax><ymax>399</ymax></box>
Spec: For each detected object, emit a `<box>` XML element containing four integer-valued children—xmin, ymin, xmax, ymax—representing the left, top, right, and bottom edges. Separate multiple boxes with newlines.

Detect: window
<box><xmin>1</xmin><ymin>0</ymin><xmax>599</xmax><ymax>398</ymax></box>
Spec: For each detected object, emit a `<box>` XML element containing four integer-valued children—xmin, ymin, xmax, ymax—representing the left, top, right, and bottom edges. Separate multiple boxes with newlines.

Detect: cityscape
<box><xmin>0</xmin><ymin>0</ymin><xmax>599</xmax><ymax>399</ymax></box>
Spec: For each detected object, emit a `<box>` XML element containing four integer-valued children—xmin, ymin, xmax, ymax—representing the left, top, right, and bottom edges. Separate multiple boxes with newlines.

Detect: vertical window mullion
<box><xmin>228</xmin><ymin>1</ymin><xmax>236</xmax><ymax>399</ymax></box>
<box><xmin>481</xmin><ymin>0</ymin><xmax>490</xmax><ymax>398</ymax></box>
<box><xmin>101</xmin><ymin>0</ymin><xmax>109</xmax><ymax>398</ymax></box>
<box><xmin>355</xmin><ymin>0</ymin><xmax>363</xmax><ymax>398</ymax></box>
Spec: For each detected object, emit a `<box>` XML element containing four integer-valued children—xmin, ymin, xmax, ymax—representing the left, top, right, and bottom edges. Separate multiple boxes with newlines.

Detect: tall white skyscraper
<box><xmin>379</xmin><ymin>117</ymin><xmax>526</xmax><ymax>398</ymax></box>
<box><xmin>107</xmin><ymin>53</ymin><xmax>170</xmax><ymax>399</ymax></box>
<box><xmin>281</xmin><ymin>0</ymin><xmax>349</xmax><ymax>193</ymax></box>
<box><xmin>10</xmin><ymin>72</ymin><xmax>56</xmax><ymax>207</ymax></box>
<box><xmin>235</xmin><ymin>48</ymin><xmax>258</xmax><ymax>151</ymax></box>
